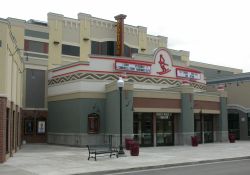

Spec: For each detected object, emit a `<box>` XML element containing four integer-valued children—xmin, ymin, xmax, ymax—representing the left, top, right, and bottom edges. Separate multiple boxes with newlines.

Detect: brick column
<box><xmin>0</xmin><ymin>97</ymin><xmax>7</xmax><ymax>163</ymax></box>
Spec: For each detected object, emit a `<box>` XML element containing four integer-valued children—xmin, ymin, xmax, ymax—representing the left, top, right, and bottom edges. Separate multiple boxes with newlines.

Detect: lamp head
<box><xmin>117</xmin><ymin>77</ymin><xmax>124</xmax><ymax>88</ymax></box>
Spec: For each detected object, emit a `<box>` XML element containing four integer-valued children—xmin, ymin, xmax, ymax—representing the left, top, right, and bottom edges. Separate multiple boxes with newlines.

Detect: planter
<box><xmin>191</xmin><ymin>136</ymin><xmax>198</xmax><ymax>147</ymax></box>
<box><xmin>130</xmin><ymin>142</ymin><xmax>139</xmax><ymax>156</ymax></box>
<box><xmin>229</xmin><ymin>133</ymin><xmax>236</xmax><ymax>143</ymax></box>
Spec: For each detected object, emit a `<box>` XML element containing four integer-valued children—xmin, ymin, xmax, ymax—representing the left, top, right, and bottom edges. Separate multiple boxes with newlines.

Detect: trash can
<box><xmin>125</xmin><ymin>138</ymin><xmax>134</xmax><ymax>150</ymax></box>
<box><xmin>130</xmin><ymin>142</ymin><xmax>139</xmax><ymax>156</ymax></box>
<box><xmin>229</xmin><ymin>133</ymin><xmax>236</xmax><ymax>143</ymax></box>
<box><xmin>191</xmin><ymin>136</ymin><xmax>198</xmax><ymax>147</ymax></box>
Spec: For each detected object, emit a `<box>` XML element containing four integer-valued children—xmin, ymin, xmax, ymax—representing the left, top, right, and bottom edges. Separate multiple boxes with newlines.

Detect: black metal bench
<box><xmin>87</xmin><ymin>144</ymin><xmax>118</xmax><ymax>161</ymax></box>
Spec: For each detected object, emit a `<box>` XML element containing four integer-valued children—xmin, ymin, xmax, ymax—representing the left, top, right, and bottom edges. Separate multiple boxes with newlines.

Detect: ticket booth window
<box><xmin>88</xmin><ymin>113</ymin><xmax>100</xmax><ymax>134</ymax></box>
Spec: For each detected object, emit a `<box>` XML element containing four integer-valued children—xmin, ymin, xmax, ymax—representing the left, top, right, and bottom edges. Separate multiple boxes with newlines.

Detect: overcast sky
<box><xmin>1</xmin><ymin>0</ymin><xmax>250</xmax><ymax>72</ymax></box>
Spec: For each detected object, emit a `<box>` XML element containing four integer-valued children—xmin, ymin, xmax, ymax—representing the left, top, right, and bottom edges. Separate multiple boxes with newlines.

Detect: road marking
<box><xmin>104</xmin><ymin>158</ymin><xmax>250</xmax><ymax>175</ymax></box>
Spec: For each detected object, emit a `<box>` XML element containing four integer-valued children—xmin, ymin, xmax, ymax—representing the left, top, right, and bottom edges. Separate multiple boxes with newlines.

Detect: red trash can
<box><xmin>191</xmin><ymin>136</ymin><xmax>198</xmax><ymax>146</ymax></box>
<box><xmin>130</xmin><ymin>142</ymin><xmax>139</xmax><ymax>156</ymax></box>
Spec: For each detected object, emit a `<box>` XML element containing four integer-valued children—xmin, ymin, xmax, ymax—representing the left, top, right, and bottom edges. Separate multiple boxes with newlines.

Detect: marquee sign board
<box><xmin>176</xmin><ymin>68</ymin><xmax>201</xmax><ymax>80</ymax></box>
<box><xmin>115</xmin><ymin>60</ymin><xmax>151</xmax><ymax>74</ymax></box>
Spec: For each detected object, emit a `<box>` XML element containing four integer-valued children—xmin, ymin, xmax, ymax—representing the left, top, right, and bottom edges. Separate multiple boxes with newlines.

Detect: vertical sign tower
<box><xmin>115</xmin><ymin>14</ymin><xmax>127</xmax><ymax>56</ymax></box>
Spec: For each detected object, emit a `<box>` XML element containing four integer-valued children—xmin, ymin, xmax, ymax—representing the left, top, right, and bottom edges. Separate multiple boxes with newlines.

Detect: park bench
<box><xmin>87</xmin><ymin>144</ymin><xmax>118</xmax><ymax>161</ymax></box>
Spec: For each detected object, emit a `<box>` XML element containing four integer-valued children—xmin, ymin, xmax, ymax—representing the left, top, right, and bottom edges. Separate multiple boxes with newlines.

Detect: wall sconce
<box><xmin>53</xmin><ymin>41</ymin><xmax>60</xmax><ymax>45</ymax></box>
<box><xmin>141</xmin><ymin>48</ymin><xmax>146</xmax><ymax>52</ymax></box>
<box><xmin>83</xmin><ymin>38</ymin><xmax>89</xmax><ymax>41</ymax></box>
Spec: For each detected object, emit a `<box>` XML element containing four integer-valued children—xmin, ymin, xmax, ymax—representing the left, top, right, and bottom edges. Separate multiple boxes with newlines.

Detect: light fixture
<box><xmin>117</xmin><ymin>77</ymin><xmax>125</xmax><ymax>155</ymax></box>
<box><xmin>53</xmin><ymin>41</ymin><xmax>60</xmax><ymax>45</ymax></box>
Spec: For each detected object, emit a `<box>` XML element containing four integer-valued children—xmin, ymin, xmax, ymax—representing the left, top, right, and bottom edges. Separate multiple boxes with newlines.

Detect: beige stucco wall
<box><xmin>226</xmin><ymin>81</ymin><xmax>250</xmax><ymax>108</ymax></box>
<box><xmin>0</xmin><ymin>21</ymin><xmax>8</xmax><ymax>96</ymax></box>
<box><xmin>0</xmin><ymin>19</ymin><xmax>24</xmax><ymax>107</ymax></box>
<box><xmin>48</xmin><ymin>13</ymin><xmax>63</xmax><ymax>68</ymax></box>
<box><xmin>78</xmin><ymin>13</ymin><xmax>91</xmax><ymax>62</ymax></box>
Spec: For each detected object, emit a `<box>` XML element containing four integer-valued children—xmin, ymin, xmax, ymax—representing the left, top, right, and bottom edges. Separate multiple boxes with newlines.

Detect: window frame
<box><xmin>24</xmin><ymin>118</ymin><xmax>34</xmax><ymax>135</ymax></box>
<box><xmin>88</xmin><ymin>113</ymin><xmax>100</xmax><ymax>134</ymax></box>
<box><xmin>37</xmin><ymin>118</ymin><xmax>46</xmax><ymax>135</ymax></box>
<box><xmin>61</xmin><ymin>44</ymin><xmax>80</xmax><ymax>57</ymax></box>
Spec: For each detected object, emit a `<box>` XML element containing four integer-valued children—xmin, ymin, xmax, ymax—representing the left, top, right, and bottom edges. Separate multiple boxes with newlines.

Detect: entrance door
<box><xmin>141</xmin><ymin>114</ymin><xmax>153</xmax><ymax>146</ymax></box>
<box><xmin>156</xmin><ymin>115</ymin><xmax>174</xmax><ymax>146</ymax></box>
<box><xmin>204</xmin><ymin>116</ymin><xmax>213</xmax><ymax>143</ymax></box>
<box><xmin>133</xmin><ymin>113</ymin><xmax>153</xmax><ymax>147</ymax></box>
<box><xmin>228</xmin><ymin>113</ymin><xmax>240</xmax><ymax>139</ymax></box>
<box><xmin>194</xmin><ymin>114</ymin><xmax>214</xmax><ymax>143</ymax></box>
<box><xmin>194</xmin><ymin>118</ymin><xmax>202</xmax><ymax>144</ymax></box>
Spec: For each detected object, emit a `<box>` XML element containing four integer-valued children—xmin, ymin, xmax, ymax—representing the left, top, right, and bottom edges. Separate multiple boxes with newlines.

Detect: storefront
<box><xmin>47</xmin><ymin>47</ymin><xmax>229</xmax><ymax>147</ymax></box>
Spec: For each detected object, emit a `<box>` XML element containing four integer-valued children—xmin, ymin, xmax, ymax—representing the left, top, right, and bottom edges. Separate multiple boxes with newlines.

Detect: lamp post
<box><xmin>117</xmin><ymin>77</ymin><xmax>125</xmax><ymax>155</ymax></box>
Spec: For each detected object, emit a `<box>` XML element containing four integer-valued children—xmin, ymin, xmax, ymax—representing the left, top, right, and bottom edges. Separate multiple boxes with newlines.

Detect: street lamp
<box><xmin>117</xmin><ymin>77</ymin><xmax>125</xmax><ymax>155</ymax></box>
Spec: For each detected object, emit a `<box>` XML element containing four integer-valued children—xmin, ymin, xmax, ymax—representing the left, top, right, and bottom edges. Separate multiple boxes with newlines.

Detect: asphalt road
<box><xmin>102</xmin><ymin>159</ymin><xmax>250</xmax><ymax>175</ymax></box>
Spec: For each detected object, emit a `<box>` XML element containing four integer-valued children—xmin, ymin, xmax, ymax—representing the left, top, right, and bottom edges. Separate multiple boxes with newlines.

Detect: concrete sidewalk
<box><xmin>1</xmin><ymin>141</ymin><xmax>250</xmax><ymax>175</ymax></box>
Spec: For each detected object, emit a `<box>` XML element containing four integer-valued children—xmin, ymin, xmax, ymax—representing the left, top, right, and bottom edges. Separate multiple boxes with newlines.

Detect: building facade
<box><xmin>0</xmin><ymin>18</ymin><xmax>24</xmax><ymax>163</ymax></box>
<box><xmin>207</xmin><ymin>73</ymin><xmax>250</xmax><ymax>141</ymax></box>
<box><xmin>2</xmin><ymin>11</ymin><xmax>246</xmax><ymax>162</ymax></box>
<box><xmin>47</xmin><ymin>48</ymin><xmax>228</xmax><ymax>147</ymax></box>
<box><xmin>0</xmin><ymin>17</ymin><xmax>48</xmax><ymax>163</ymax></box>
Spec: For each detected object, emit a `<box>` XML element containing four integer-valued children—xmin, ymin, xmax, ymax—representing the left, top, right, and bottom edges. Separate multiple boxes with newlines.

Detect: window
<box><xmin>24</xmin><ymin>40</ymin><xmax>48</xmax><ymax>53</ymax></box>
<box><xmin>25</xmin><ymin>30</ymin><xmax>49</xmax><ymax>39</ymax></box>
<box><xmin>62</xmin><ymin>44</ymin><xmax>80</xmax><ymax>56</ymax></box>
<box><xmin>88</xmin><ymin>113</ymin><xmax>100</xmax><ymax>134</ymax></box>
<box><xmin>91</xmin><ymin>41</ymin><xmax>99</xmax><ymax>55</ymax></box>
<box><xmin>25</xmin><ymin>69</ymin><xmax>45</xmax><ymax>108</ymax></box>
<box><xmin>124</xmin><ymin>45</ymin><xmax>138</xmax><ymax>57</ymax></box>
<box><xmin>0</xmin><ymin>40</ymin><xmax>2</xmax><ymax>47</ymax></box>
<box><xmin>24</xmin><ymin>118</ymin><xmax>34</xmax><ymax>135</ymax></box>
<box><xmin>91</xmin><ymin>41</ymin><xmax>137</xmax><ymax>57</ymax></box>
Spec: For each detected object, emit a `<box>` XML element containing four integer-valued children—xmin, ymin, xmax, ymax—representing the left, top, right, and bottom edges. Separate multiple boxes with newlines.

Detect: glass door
<box><xmin>228</xmin><ymin>113</ymin><xmax>240</xmax><ymax>139</ymax></box>
<box><xmin>204</xmin><ymin>116</ymin><xmax>213</xmax><ymax>143</ymax></box>
<box><xmin>141</xmin><ymin>113</ymin><xmax>153</xmax><ymax>146</ymax></box>
<box><xmin>133</xmin><ymin>113</ymin><xmax>153</xmax><ymax>147</ymax></box>
<box><xmin>194</xmin><ymin>117</ymin><xmax>202</xmax><ymax>144</ymax></box>
<box><xmin>156</xmin><ymin>115</ymin><xmax>174</xmax><ymax>146</ymax></box>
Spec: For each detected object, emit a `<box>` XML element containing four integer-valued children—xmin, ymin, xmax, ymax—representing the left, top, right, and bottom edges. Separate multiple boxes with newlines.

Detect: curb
<box><xmin>75</xmin><ymin>156</ymin><xmax>250</xmax><ymax>175</ymax></box>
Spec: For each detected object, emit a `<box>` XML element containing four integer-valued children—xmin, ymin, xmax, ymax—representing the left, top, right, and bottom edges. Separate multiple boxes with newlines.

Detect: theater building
<box><xmin>0</xmin><ymin>11</ymin><xmax>239</xmax><ymax>162</ymax></box>
<box><xmin>48</xmin><ymin>47</ymin><xmax>228</xmax><ymax>146</ymax></box>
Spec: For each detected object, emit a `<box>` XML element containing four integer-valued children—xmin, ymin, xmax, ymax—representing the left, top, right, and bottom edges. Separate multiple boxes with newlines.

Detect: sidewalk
<box><xmin>1</xmin><ymin>141</ymin><xmax>250</xmax><ymax>175</ymax></box>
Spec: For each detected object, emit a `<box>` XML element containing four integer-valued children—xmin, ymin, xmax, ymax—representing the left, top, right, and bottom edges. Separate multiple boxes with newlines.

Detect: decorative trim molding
<box><xmin>227</xmin><ymin>104</ymin><xmax>250</xmax><ymax>113</ymax></box>
<box><xmin>48</xmin><ymin>92</ymin><xmax>106</xmax><ymax>101</ymax></box>
<box><xmin>133</xmin><ymin>107</ymin><xmax>181</xmax><ymax>113</ymax></box>
<box><xmin>48</xmin><ymin>71</ymin><xmax>206</xmax><ymax>90</ymax></box>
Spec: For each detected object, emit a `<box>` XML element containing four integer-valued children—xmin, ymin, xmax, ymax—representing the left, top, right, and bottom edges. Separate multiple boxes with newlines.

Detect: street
<box><xmin>102</xmin><ymin>159</ymin><xmax>250</xmax><ymax>175</ymax></box>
